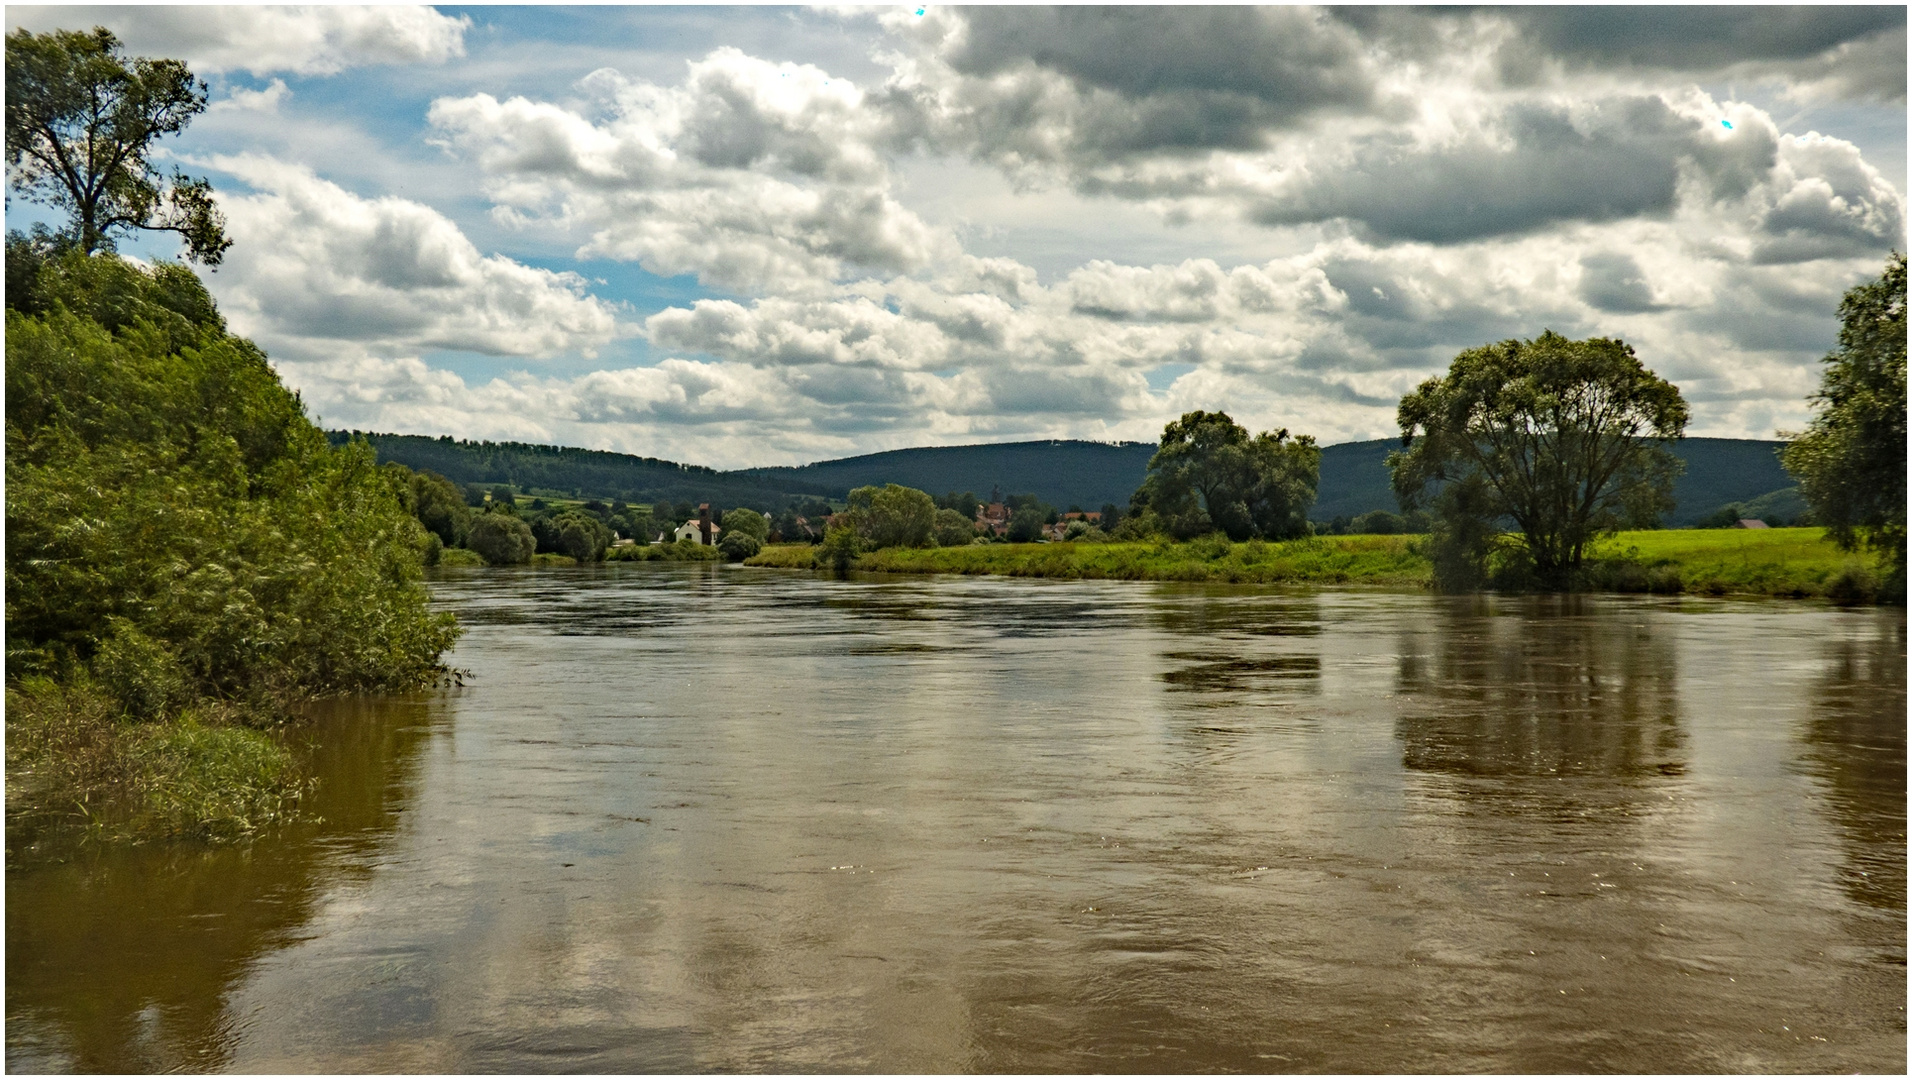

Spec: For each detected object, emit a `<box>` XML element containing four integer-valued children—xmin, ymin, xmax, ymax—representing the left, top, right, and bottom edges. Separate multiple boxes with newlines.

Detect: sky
<box><xmin>6</xmin><ymin>5</ymin><xmax>1906</xmax><ymax>469</ymax></box>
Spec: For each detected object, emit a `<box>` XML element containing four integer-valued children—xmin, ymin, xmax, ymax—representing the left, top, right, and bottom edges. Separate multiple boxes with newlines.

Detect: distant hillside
<box><xmin>734</xmin><ymin>440</ymin><xmax>1158</xmax><ymax>509</ymax></box>
<box><xmin>337</xmin><ymin>430</ymin><xmax>1793</xmax><ymax>525</ymax></box>
<box><xmin>325</xmin><ymin>431</ymin><xmax>799</xmax><ymax>508</ymax></box>
<box><xmin>1309</xmin><ymin>436</ymin><xmax>1791</xmax><ymax>526</ymax></box>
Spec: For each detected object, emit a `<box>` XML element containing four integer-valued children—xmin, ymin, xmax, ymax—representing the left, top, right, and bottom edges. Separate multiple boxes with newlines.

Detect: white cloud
<box><xmin>6</xmin><ymin>5</ymin><xmax>469</xmax><ymax>76</ymax></box>
<box><xmin>204</xmin><ymin>155</ymin><xmax>623</xmax><ymax>363</ymax></box>
<box><xmin>427</xmin><ymin>48</ymin><xmax>955</xmax><ymax>294</ymax></box>
<box><xmin>209</xmin><ymin>79</ymin><xmax>290</xmax><ymax>115</ymax></box>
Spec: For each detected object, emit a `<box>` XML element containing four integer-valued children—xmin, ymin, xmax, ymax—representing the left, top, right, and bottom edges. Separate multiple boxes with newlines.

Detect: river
<box><xmin>7</xmin><ymin>565</ymin><xmax>1905</xmax><ymax>1071</ymax></box>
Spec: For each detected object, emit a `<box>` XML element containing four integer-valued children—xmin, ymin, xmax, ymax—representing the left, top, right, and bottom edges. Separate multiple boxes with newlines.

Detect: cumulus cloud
<box><xmin>427</xmin><ymin>48</ymin><xmax>954</xmax><ymax>294</ymax></box>
<box><xmin>204</xmin><ymin>156</ymin><xmax>622</xmax><ymax>363</ymax></box>
<box><xmin>5</xmin><ymin>5</ymin><xmax>469</xmax><ymax>76</ymax></box>
<box><xmin>174</xmin><ymin>8</ymin><xmax>1899</xmax><ymax>465</ymax></box>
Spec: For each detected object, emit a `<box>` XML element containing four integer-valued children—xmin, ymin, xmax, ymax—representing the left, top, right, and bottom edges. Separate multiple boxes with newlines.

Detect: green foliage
<box><xmin>1782</xmin><ymin>253</ymin><xmax>1906</xmax><ymax>592</ymax></box>
<box><xmin>531</xmin><ymin>509</ymin><xmax>610</xmax><ymax>562</ymax></box>
<box><xmin>718</xmin><ymin>531</ymin><xmax>763</xmax><ymax>562</ymax></box>
<box><xmin>6</xmin><ymin>676</ymin><xmax>303</xmax><ymax>840</ymax></box>
<box><xmin>436</xmin><ymin>547</ymin><xmax>488</xmax><ymax>567</ymax></box>
<box><xmin>935</xmin><ymin>490</ymin><xmax>982</xmax><ymax>520</ymax></box>
<box><xmin>722</xmin><ymin>507</ymin><xmax>769</xmax><ymax>542</ymax></box>
<box><xmin>1135</xmin><ymin>410</ymin><xmax>1320</xmax><ymax>541</ymax></box>
<box><xmin>933</xmin><ymin>507</ymin><xmax>977</xmax><ymax>547</ymax></box>
<box><xmin>6</xmin><ymin>253</ymin><xmax>460</xmax><ymax>715</ymax></box>
<box><xmin>844</xmin><ymin>483</ymin><xmax>936</xmax><ymax>549</ymax></box>
<box><xmin>1390</xmin><ymin>331</ymin><xmax>1689</xmax><ymax>590</ymax></box>
<box><xmin>818</xmin><ymin>524</ymin><xmax>867</xmax><ymax>570</ymax></box>
<box><xmin>5</xmin><ymin>27</ymin><xmax>229</xmax><ymax>263</ymax></box>
<box><xmin>466</xmin><ymin>513</ymin><xmax>536</xmax><ymax>565</ymax></box>
<box><xmin>1001</xmin><ymin>505</ymin><xmax>1040</xmax><ymax>542</ymax></box>
<box><xmin>409</xmin><ymin>468</ymin><xmax>471</xmax><ymax>547</ymax></box>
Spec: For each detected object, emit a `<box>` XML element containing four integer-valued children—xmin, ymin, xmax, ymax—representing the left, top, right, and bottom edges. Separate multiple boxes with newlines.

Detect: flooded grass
<box><xmin>748</xmin><ymin>527</ymin><xmax>1873</xmax><ymax>600</ymax></box>
<box><xmin>5</xmin><ymin>678</ymin><xmax>306</xmax><ymax>845</ymax></box>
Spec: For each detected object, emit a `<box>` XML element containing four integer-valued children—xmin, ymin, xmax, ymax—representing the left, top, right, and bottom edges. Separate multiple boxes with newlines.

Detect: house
<box><xmin>975</xmin><ymin>486</ymin><xmax>1011</xmax><ymax>536</ymax></box>
<box><xmin>672</xmin><ymin>503</ymin><xmax>722</xmax><ymax>544</ymax></box>
<box><xmin>1735</xmin><ymin>518</ymin><xmax>1771</xmax><ymax>529</ymax></box>
<box><xmin>1061</xmin><ymin>511</ymin><xmax>1101</xmax><ymax>524</ymax></box>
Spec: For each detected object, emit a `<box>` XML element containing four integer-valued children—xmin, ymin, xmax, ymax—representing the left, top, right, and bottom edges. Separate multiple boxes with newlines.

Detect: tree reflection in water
<box><xmin>1799</xmin><ymin>612</ymin><xmax>1905</xmax><ymax>914</ymax></box>
<box><xmin>1394</xmin><ymin>593</ymin><xmax>1686</xmax><ymax>787</ymax></box>
<box><xmin>5</xmin><ymin>696</ymin><xmax>446</xmax><ymax>1073</ymax></box>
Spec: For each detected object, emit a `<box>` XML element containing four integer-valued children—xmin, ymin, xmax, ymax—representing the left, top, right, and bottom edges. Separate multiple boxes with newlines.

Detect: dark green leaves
<box><xmin>1137</xmin><ymin>410</ymin><xmax>1320</xmax><ymax>541</ymax></box>
<box><xmin>1389</xmin><ymin>331</ymin><xmax>1688</xmax><ymax>588</ymax></box>
<box><xmin>1782</xmin><ymin>253</ymin><xmax>1907</xmax><ymax>588</ymax></box>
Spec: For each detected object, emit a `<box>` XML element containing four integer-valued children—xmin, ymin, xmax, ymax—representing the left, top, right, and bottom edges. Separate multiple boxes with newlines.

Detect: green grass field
<box><xmin>747</xmin><ymin>527</ymin><xmax>1883</xmax><ymax>600</ymax></box>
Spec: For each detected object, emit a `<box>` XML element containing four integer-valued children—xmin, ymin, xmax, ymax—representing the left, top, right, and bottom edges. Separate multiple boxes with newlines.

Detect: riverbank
<box><xmin>746</xmin><ymin>527</ymin><xmax>1879</xmax><ymax>600</ymax></box>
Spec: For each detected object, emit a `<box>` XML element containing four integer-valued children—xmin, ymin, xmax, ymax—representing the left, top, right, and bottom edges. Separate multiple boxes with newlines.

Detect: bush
<box><xmin>932</xmin><ymin>507</ymin><xmax>977</xmax><ymax>547</ymax></box>
<box><xmin>467</xmin><ymin>513</ymin><xmax>536</xmax><ymax>565</ymax></box>
<box><xmin>436</xmin><ymin>547</ymin><xmax>487</xmax><ymax>567</ymax></box>
<box><xmin>7</xmin><ymin>250</ymin><xmax>459</xmax><ymax>708</ymax></box>
<box><xmin>1826</xmin><ymin>560</ymin><xmax>1882</xmax><ymax>604</ymax></box>
<box><xmin>719</xmin><ymin>532</ymin><xmax>763</xmax><ymax>562</ymax></box>
<box><xmin>819</xmin><ymin>524</ymin><xmax>866</xmax><ymax>570</ymax></box>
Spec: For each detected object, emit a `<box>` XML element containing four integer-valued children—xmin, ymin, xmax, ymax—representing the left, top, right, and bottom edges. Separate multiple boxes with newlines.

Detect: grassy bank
<box><xmin>750</xmin><ymin>534</ymin><xmax>1430</xmax><ymax>586</ymax></box>
<box><xmin>747</xmin><ymin>527</ymin><xmax>1878</xmax><ymax>600</ymax></box>
<box><xmin>6</xmin><ymin>679</ymin><xmax>305</xmax><ymax>844</ymax></box>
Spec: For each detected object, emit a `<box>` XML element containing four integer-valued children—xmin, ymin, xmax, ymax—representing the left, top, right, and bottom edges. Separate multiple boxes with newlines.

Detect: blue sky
<box><xmin>7</xmin><ymin>6</ymin><xmax>1905</xmax><ymax>467</ymax></box>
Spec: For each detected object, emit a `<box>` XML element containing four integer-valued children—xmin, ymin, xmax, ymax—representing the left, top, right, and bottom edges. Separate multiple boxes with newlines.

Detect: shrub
<box><xmin>1826</xmin><ymin>560</ymin><xmax>1881</xmax><ymax>604</ymax></box>
<box><xmin>7</xmin><ymin>251</ymin><xmax>459</xmax><ymax>707</ymax></box>
<box><xmin>932</xmin><ymin>507</ymin><xmax>977</xmax><ymax>547</ymax></box>
<box><xmin>718</xmin><ymin>531</ymin><xmax>763</xmax><ymax>562</ymax></box>
<box><xmin>467</xmin><ymin>514</ymin><xmax>536</xmax><ymax>565</ymax></box>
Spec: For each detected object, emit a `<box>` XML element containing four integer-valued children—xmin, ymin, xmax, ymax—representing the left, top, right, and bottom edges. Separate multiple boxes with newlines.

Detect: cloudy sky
<box><xmin>7</xmin><ymin>5</ymin><xmax>1905</xmax><ymax>467</ymax></box>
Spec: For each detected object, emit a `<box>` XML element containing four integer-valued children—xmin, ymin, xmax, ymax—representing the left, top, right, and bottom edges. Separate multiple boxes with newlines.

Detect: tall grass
<box><xmin>748</xmin><ymin>528</ymin><xmax>1873</xmax><ymax>601</ymax></box>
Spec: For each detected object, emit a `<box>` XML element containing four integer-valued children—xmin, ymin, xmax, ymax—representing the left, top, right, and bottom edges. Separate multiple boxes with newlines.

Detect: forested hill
<box><xmin>1310</xmin><ymin>436</ymin><xmax>1793</xmax><ymax>526</ymax></box>
<box><xmin>336</xmin><ymin>430</ymin><xmax>1794</xmax><ymax>525</ymax></box>
<box><xmin>734</xmin><ymin>440</ymin><xmax>1158</xmax><ymax>508</ymax></box>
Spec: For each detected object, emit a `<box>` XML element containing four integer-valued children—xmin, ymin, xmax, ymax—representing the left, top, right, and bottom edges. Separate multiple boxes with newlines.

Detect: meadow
<box><xmin>746</xmin><ymin>527</ymin><xmax>1879</xmax><ymax>600</ymax></box>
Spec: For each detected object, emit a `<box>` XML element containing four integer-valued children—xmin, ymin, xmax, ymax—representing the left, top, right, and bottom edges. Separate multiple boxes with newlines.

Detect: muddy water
<box><xmin>7</xmin><ymin>566</ymin><xmax>1905</xmax><ymax>1072</ymax></box>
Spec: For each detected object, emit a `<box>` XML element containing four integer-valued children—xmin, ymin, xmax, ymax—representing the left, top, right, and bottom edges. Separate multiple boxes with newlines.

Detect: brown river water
<box><xmin>6</xmin><ymin>565</ymin><xmax>1905</xmax><ymax>1072</ymax></box>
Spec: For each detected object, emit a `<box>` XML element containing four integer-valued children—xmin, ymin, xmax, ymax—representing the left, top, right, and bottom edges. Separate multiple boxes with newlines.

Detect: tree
<box><xmin>6</xmin><ymin>27</ymin><xmax>229</xmax><ymax>263</ymax></box>
<box><xmin>1006</xmin><ymin>504</ymin><xmax>1046</xmax><ymax>542</ymax></box>
<box><xmin>846</xmin><ymin>484</ymin><xmax>936</xmax><ymax>549</ymax></box>
<box><xmin>722</xmin><ymin>507</ymin><xmax>769</xmax><ymax>543</ymax></box>
<box><xmin>467</xmin><ymin>514</ymin><xmax>535</xmax><ymax>565</ymax></box>
<box><xmin>550</xmin><ymin>511</ymin><xmax>610</xmax><ymax>562</ymax></box>
<box><xmin>1389</xmin><ymin>331</ymin><xmax>1688</xmax><ymax>590</ymax></box>
<box><xmin>1782</xmin><ymin>253</ymin><xmax>1906</xmax><ymax>590</ymax></box>
<box><xmin>931</xmin><ymin>507</ymin><xmax>976</xmax><ymax>547</ymax></box>
<box><xmin>936</xmin><ymin>491</ymin><xmax>981</xmax><ymax>520</ymax></box>
<box><xmin>1134</xmin><ymin>410</ymin><xmax>1320</xmax><ymax>541</ymax></box>
<box><xmin>411</xmin><ymin>469</ymin><xmax>472</xmax><ymax>548</ymax></box>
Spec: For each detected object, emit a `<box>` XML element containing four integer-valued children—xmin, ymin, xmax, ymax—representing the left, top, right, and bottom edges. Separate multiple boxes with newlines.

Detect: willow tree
<box><xmin>1134</xmin><ymin>410</ymin><xmax>1320</xmax><ymax>541</ymax></box>
<box><xmin>1781</xmin><ymin>253</ymin><xmax>1906</xmax><ymax>590</ymax></box>
<box><xmin>1389</xmin><ymin>331</ymin><xmax>1688</xmax><ymax>590</ymax></box>
<box><xmin>5</xmin><ymin>26</ymin><xmax>229</xmax><ymax>263</ymax></box>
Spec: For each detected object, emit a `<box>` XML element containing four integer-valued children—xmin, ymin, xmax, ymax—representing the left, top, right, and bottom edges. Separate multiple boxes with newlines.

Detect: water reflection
<box><xmin>5</xmin><ymin>696</ymin><xmax>443</xmax><ymax>1072</ymax></box>
<box><xmin>5</xmin><ymin>569</ymin><xmax>1903</xmax><ymax>1073</ymax></box>
<box><xmin>1394</xmin><ymin>595</ymin><xmax>1685</xmax><ymax>781</ymax></box>
<box><xmin>1799</xmin><ymin>612</ymin><xmax>1906</xmax><ymax>913</ymax></box>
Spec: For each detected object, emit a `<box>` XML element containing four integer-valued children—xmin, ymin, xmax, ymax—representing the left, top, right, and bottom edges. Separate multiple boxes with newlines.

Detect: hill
<box><xmin>337</xmin><ymin>430</ymin><xmax>1794</xmax><ymax>525</ymax></box>
<box><xmin>734</xmin><ymin>440</ymin><xmax>1158</xmax><ymax>509</ymax></box>
<box><xmin>1311</xmin><ymin>436</ymin><xmax>1792</xmax><ymax>526</ymax></box>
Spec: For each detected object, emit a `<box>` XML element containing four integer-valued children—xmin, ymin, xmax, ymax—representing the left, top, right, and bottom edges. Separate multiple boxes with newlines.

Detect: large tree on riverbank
<box><xmin>1134</xmin><ymin>411</ymin><xmax>1320</xmax><ymax>541</ymax></box>
<box><xmin>1389</xmin><ymin>331</ymin><xmax>1688</xmax><ymax>590</ymax></box>
<box><xmin>6</xmin><ymin>26</ymin><xmax>229</xmax><ymax>263</ymax></box>
<box><xmin>1782</xmin><ymin>253</ymin><xmax>1906</xmax><ymax>592</ymax></box>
